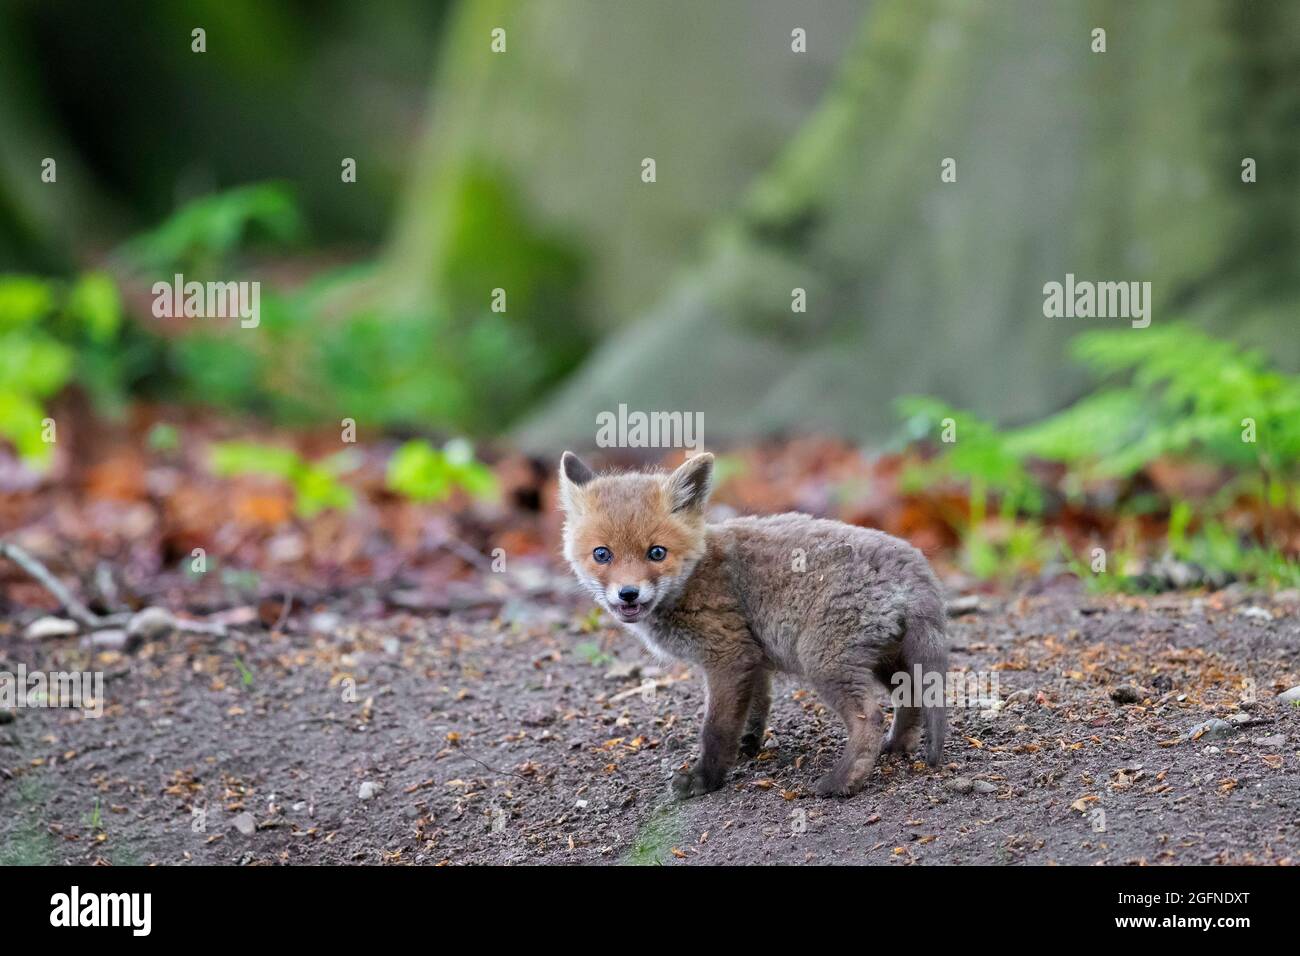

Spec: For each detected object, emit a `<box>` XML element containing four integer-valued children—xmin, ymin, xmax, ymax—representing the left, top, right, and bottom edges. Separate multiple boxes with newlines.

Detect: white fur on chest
<box><xmin>622</xmin><ymin>620</ymin><xmax>697</xmax><ymax>665</ymax></box>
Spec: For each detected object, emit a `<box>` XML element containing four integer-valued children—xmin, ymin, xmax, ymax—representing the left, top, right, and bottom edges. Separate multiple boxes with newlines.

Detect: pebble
<box><xmin>232</xmin><ymin>812</ymin><xmax>257</xmax><ymax>836</ymax></box>
<box><xmin>308</xmin><ymin>612</ymin><xmax>341</xmax><ymax>635</ymax></box>
<box><xmin>1256</xmin><ymin>734</ymin><xmax>1286</xmax><ymax>748</ymax></box>
<box><xmin>358</xmin><ymin>781</ymin><xmax>382</xmax><ymax>801</ymax></box>
<box><xmin>1110</xmin><ymin>684</ymin><xmax>1142</xmax><ymax>705</ymax></box>
<box><xmin>944</xmin><ymin>776</ymin><xmax>975</xmax><ymax>795</ymax></box>
<box><xmin>24</xmin><ymin>616</ymin><xmax>79</xmax><ymax>641</ymax></box>
<box><xmin>947</xmin><ymin>595</ymin><xmax>983</xmax><ymax>616</ymax></box>
<box><xmin>1185</xmin><ymin>718</ymin><xmax>1235</xmax><ymax>741</ymax></box>
<box><xmin>1277</xmin><ymin>686</ymin><xmax>1300</xmax><ymax>704</ymax></box>
<box><xmin>84</xmin><ymin>629</ymin><xmax>135</xmax><ymax>652</ymax></box>
<box><xmin>127</xmin><ymin>607</ymin><xmax>175</xmax><ymax>641</ymax></box>
<box><xmin>971</xmin><ymin>780</ymin><xmax>998</xmax><ymax>794</ymax></box>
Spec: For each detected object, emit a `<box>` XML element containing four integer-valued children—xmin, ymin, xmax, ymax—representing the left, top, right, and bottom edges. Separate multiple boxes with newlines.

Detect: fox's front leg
<box><xmin>672</xmin><ymin>666</ymin><xmax>755</xmax><ymax>799</ymax></box>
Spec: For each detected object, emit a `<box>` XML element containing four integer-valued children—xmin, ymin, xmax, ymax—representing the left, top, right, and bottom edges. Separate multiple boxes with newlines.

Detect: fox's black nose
<box><xmin>618</xmin><ymin>585</ymin><xmax>640</xmax><ymax>604</ymax></box>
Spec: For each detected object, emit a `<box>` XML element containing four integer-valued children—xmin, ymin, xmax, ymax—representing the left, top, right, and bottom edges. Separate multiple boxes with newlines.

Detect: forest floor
<box><xmin>2</xmin><ymin>576</ymin><xmax>1298</xmax><ymax>866</ymax></box>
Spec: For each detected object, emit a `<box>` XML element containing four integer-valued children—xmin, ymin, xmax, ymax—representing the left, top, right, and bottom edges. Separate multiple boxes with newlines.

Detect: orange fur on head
<box><xmin>558</xmin><ymin>453</ymin><xmax>713</xmax><ymax>621</ymax></box>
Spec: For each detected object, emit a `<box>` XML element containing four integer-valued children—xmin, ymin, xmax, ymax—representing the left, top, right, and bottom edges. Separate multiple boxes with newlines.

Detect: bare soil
<box><xmin>2</xmin><ymin>581</ymin><xmax>1298</xmax><ymax>865</ymax></box>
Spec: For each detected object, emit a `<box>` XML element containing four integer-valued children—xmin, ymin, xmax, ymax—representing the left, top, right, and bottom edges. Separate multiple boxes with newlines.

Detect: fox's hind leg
<box><xmin>738</xmin><ymin>667</ymin><xmax>773</xmax><ymax>758</ymax></box>
<box><xmin>882</xmin><ymin>703</ymin><xmax>922</xmax><ymax>756</ymax></box>
<box><xmin>810</xmin><ymin>678</ymin><xmax>884</xmax><ymax>798</ymax></box>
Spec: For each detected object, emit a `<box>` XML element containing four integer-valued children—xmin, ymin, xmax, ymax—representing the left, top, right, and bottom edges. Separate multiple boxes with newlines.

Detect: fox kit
<box><xmin>559</xmin><ymin>451</ymin><xmax>948</xmax><ymax>799</ymax></box>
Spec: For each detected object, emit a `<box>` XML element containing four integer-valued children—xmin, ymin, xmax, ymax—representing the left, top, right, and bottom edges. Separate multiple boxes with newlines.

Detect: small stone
<box><xmin>1185</xmin><ymin>718</ymin><xmax>1235</xmax><ymax>741</ymax></box>
<box><xmin>24</xmin><ymin>616</ymin><xmax>79</xmax><ymax>641</ymax></box>
<box><xmin>85</xmin><ymin>629</ymin><xmax>136</xmax><ymax>652</ymax></box>
<box><xmin>947</xmin><ymin>595</ymin><xmax>983</xmax><ymax>616</ymax></box>
<box><xmin>231</xmin><ymin>812</ymin><xmax>257</xmax><ymax>836</ymax></box>
<box><xmin>971</xmin><ymin>780</ymin><xmax>998</xmax><ymax>794</ymax></box>
<box><xmin>1110</xmin><ymin>684</ymin><xmax>1142</xmax><ymax>705</ymax></box>
<box><xmin>944</xmin><ymin>776</ymin><xmax>975</xmax><ymax>795</ymax></box>
<box><xmin>1255</xmin><ymin>734</ymin><xmax>1286</xmax><ymax>748</ymax></box>
<box><xmin>1277</xmin><ymin>686</ymin><xmax>1300</xmax><ymax>705</ymax></box>
<box><xmin>1239</xmin><ymin>606</ymin><xmax>1272</xmax><ymax>622</ymax></box>
<box><xmin>308</xmin><ymin>612</ymin><xmax>341</xmax><ymax>635</ymax></box>
<box><xmin>128</xmin><ymin>606</ymin><xmax>176</xmax><ymax>642</ymax></box>
<box><xmin>358</xmin><ymin>781</ymin><xmax>382</xmax><ymax>801</ymax></box>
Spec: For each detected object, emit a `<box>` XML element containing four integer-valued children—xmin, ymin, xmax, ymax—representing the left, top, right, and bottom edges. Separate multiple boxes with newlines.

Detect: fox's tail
<box><xmin>902</xmin><ymin>609</ymin><xmax>948</xmax><ymax>766</ymax></box>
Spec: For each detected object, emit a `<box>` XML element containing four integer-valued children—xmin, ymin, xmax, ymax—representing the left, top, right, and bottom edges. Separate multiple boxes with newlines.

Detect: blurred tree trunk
<box><xmin>512</xmin><ymin>0</ymin><xmax>1300</xmax><ymax>451</ymax></box>
<box><xmin>379</xmin><ymin>0</ymin><xmax>864</xmax><ymax>325</ymax></box>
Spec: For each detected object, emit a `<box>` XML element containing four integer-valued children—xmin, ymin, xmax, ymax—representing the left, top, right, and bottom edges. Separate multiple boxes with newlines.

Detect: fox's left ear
<box><xmin>667</xmin><ymin>453</ymin><xmax>714</xmax><ymax>513</ymax></box>
<box><xmin>558</xmin><ymin>451</ymin><xmax>594</xmax><ymax>512</ymax></box>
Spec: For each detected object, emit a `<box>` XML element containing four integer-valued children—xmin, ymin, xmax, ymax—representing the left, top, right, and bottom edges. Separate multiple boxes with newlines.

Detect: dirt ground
<box><xmin>2</xmin><ymin>575</ymin><xmax>1298</xmax><ymax>866</ymax></box>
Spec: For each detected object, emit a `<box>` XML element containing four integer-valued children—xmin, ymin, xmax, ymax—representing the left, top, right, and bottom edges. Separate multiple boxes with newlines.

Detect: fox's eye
<box><xmin>647</xmin><ymin>546</ymin><xmax>667</xmax><ymax>562</ymax></box>
<box><xmin>592</xmin><ymin>547</ymin><xmax>613</xmax><ymax>564</ymax></box>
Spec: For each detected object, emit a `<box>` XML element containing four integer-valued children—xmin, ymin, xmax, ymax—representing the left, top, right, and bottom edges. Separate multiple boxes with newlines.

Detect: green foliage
<box><xmin>573</xmin><ymin>641</ymin><xmax>614</xmax><ymax>668</ymax></box>
<box><xmin>120</xmin><ymin>183</ymin><xmax>303</xmax><ymax>274</ymax></box>
<box><xmin>208</xmin><ymin>441</ymin><xmax>355</xmax><ymax>518</ymax></box>
<box><xmin>8</xmin><ymin>179</ymin><xmax>594</xmax><ymax>439</ymax></box>
<box><xmin>1166</xmin><ymin>501</ymin><xmax>1300</xmax><ymax>590</ymax></box>
<box><xmin>899</xmin><ymin>325</ymin><xmax>1300</xmax><ymax>587</ymax></box>
<box><xmin>0</xmin><ymin>271</ymin><xmax>140</xmax><ymax>465</ymax></box>
<box><xmin>146</xmin><ymin>422</ymin><xmax>181</xmax><ymax>454</ymax></box>
<box><xmin>896</xmin><ymin>396</ymin><xmax>1042</xmax><ymax>516</ymax></box>
<box><xmin>1012</xmin><ymin>325</ymin><xmax>1300</xmax><ymax>478</ymax></box>
<box><xmin>385</xmin><ymin>438</ymin><xmax>496</xmax><ymax>503</ymax></box>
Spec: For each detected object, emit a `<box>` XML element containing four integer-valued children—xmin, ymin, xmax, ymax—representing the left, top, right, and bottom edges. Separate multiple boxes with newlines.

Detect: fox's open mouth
<box><xmin>612</xmin><ymin>602</ymin><xmax>646</xmax><ymax>622</ymax></box>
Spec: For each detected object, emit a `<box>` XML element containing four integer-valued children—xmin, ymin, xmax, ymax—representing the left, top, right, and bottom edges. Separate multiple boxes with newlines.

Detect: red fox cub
<box><xmin>559</xmin><ymin>451</ymin><xmax>948</xmax><ymax>799</ymax></box>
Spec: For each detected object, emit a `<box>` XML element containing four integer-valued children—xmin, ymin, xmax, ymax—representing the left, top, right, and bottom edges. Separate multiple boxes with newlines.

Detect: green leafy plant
<box><xmin>1012</xmin><ymin>324</ymin><xmax>1300</xmax><ymax>481</ymax></box>
<box><xmin>119</xmin><ymin>183</ymin><xmax>303</xmax><ymax>275</ymax></box>
<box><xmin>0</xmin><ymin>271</ymin><xmax>144</xmax><ymax>465</ymax></box>
<box><xmin>896</xmin><ymin>396</ymin><xmax>1047</xmax><ymax>578</ymax></box>
<box><xmin>385</xmin><ymin>438</ymin><xmax>496</xmax><ymax>503</ymax></box>
<box><xmin>208</xmin><ymin>441</ymin><xmax>356</xmax><ymax>518</ymax></box>
<box><xmin>898</xmin><ymin>324</ymin><xmax>1300</xmax><ymax>587</ymax></box>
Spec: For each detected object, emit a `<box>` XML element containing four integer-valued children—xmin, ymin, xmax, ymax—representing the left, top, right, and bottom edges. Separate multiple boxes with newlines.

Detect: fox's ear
<box><xmin>558</xmin><ymin>451</ymin><xmax>594</xmax><ymax>512</ymax></box>
<box><xmin>667</xmin><ymin>453</ymin><xmax>714</xmax><ymax>513</ymax></box>
<box><xmin>560</xmin><ymin>451</ymin><xmax>594</xmax><ymax>487</ymax></box>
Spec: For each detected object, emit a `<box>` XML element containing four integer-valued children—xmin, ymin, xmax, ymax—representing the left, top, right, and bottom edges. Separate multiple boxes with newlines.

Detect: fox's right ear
<box><xmin>558</xmin><ymin>451</ymin><xmax>594</xmax><ymax>512</ymax></box>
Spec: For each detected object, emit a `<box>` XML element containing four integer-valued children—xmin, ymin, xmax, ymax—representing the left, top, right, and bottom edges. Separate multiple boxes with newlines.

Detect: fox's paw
<box><xmin>670</xmin><ymin>764</ymin><xmax>724</xmax><ymax>800</ymax></box>
<box><xmin>881</xmin><ymin>731</ymin><xmax>920</xmax><ymax>757</ymax></box>
<box><xmin>737</xmin><ymin>732</ymin><xmax>765</xmax><ymax>759</ymax></box>
<box><xmin>814</xmin><ymin>768</ymin><xmax>869</xmax><ymax>799</ymax></box>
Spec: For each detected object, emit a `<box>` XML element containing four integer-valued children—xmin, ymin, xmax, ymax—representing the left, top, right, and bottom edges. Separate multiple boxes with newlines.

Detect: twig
<box><xmin>609</xmin><ymin>676</ymin><xmax>678</xmax><ymax>703</ymax></box>
<box><xmin>0</xmin><ymin>541</ymin><xmax>221</xmax><ymax>635</ymax></box>
<box><xmin>0</xmin><ymin>540</ymin><xmax>116</xmax><ymax>629</ymax></box>
<box><xmin>439</xmin><ymin>535</ymin><xmax>495</xmax><ymax>574</ymax></box>
<box><xmin>274</xmin><ymin>591</ymin><xmax>294</xmax><ymax>632</ymax></box>
<box><xmin>444</xmin><ymin>750</ymin><xmax>538</xmax><ymax>784</ymax></box>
